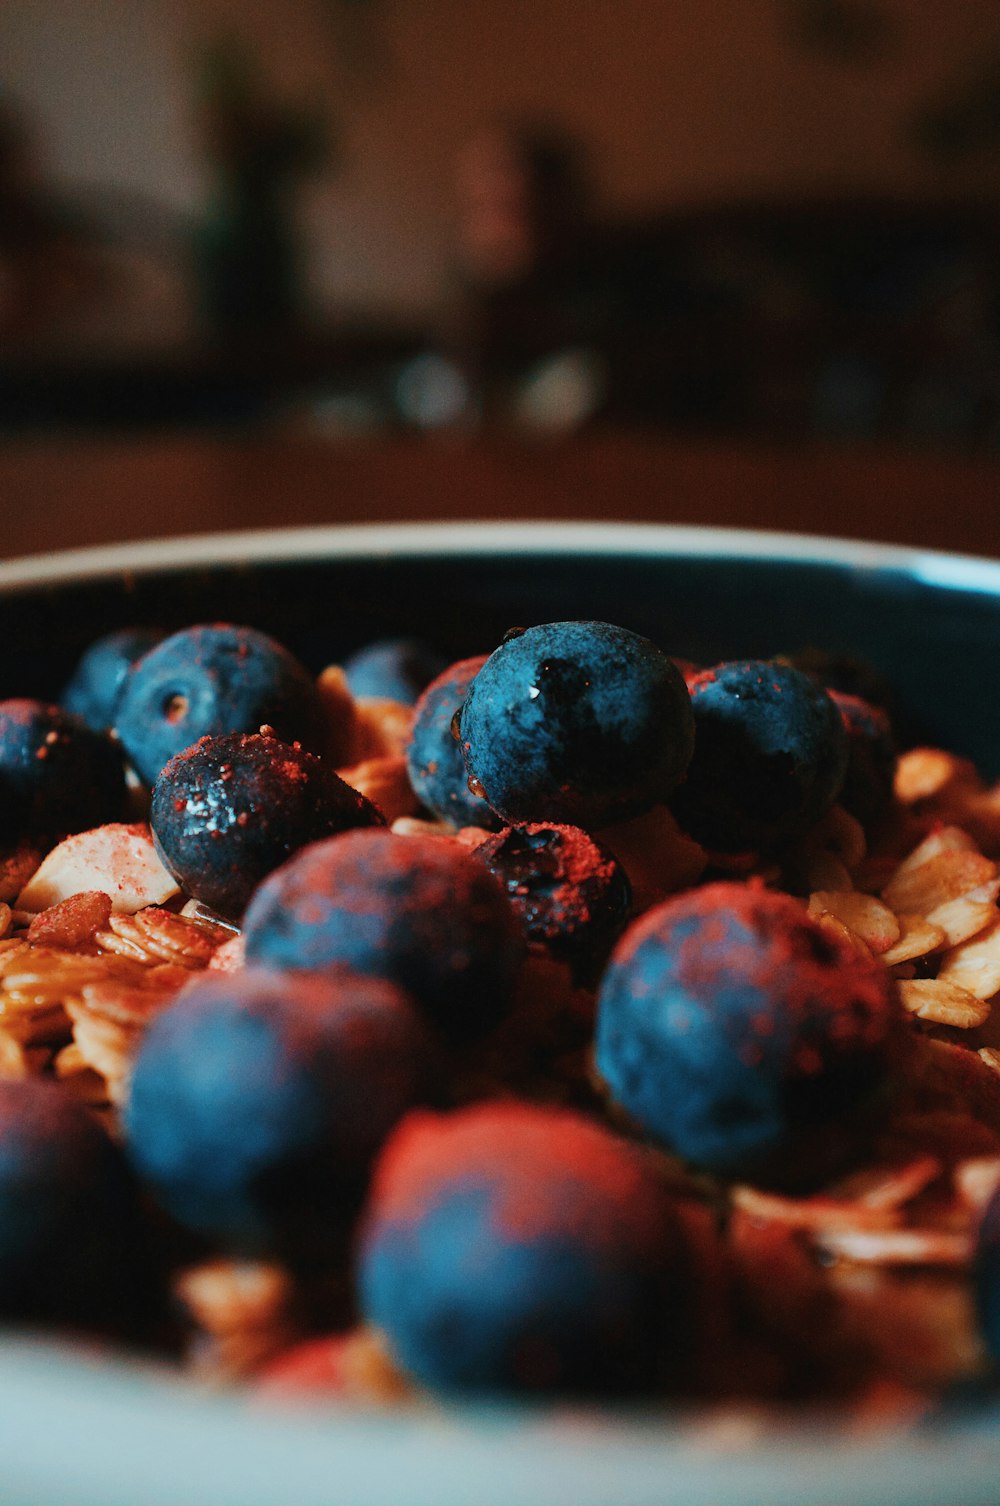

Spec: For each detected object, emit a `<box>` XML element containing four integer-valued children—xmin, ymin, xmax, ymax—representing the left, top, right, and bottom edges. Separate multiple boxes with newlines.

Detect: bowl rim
<box><xmin>3</xmin><ymin>517</ymin><xmax>1000</xmax><ymax>1506</ymax></box>
<box><xmin>2</xmin><ymin>519</ymin><xmax>999</xmax><ymax>595</ymax></box>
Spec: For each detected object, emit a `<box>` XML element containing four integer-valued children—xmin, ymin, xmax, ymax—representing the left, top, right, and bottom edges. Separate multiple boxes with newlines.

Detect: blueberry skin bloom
<box><xmin>670</xmin><ymin>660</ymin><xmax>849</xmax><ymax>853</ymax></box>
<box><xmin>358</xmin><ymin>1101</ymin><xmax>692</xmax><ymax>1396</ymax></box>
<box><xmin>115</xmin><ymin>623</ymin><xmax>325</xmax><ymax>787</ymax></box>
<box><xmin>0</xmin><ymin>698</ymin><xmax>127</xmax><ymax>844</ymax></box>
<box><xmin>151</xmin><ymin>731</ymin><xmax>383</xmax><ymax>922</ymax></box>
<box><xmin>458</xmin><ymin>621</ymin><xmax>694</xmax><ymax>830</ymax></box>
<box><xmin>406</xmin><ymin>655</ymin><xmax>501</xmax><ymax>830</ymax></box>
<box><xmin>62</xmin><ymin>626</ymin><xmax>164</xmax><ymax>733</ymax></box>
<box><xmin>124</xmin><ymin>968</ymin><xmax>436</xmax><ymax>1258</ymax></box>
<box><xmin>344</xmin><ymin>637</ymin><xmax>447</xmax><ymax>706</ymax></box>
<box><xmin>0</xmin><ymin>1076</ymin><xmax>160</xmax><ymax>1335</ymax></box>
<box><xmin>595</xmin><ymin>882</ymin><xmax>903</xmax><ymax>1189</ymax></box>
<box><xmin>243</xmin><ymin>829</ymin><xmax>523</xmax><ymax>1041</ymax></box>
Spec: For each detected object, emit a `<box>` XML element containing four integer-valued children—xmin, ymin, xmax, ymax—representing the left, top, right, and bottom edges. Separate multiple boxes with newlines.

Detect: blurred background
<box><xmin>2</xmin><ymin>0</ymin><xmax>999</xmax><ymax>554</ymax></box>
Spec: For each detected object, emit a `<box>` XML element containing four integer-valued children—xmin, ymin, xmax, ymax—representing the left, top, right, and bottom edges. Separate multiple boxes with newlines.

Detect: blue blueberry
<box><xmin>595</xmin><ymin>882</ymin><xmax>903</xmax><ymax>1188</ymax></box>
<box><xmin>150</xmin><ymin>731</ymin><xmax>383</xmax><ymax>921</ymax></box>
<box><xmin>406</xmin><ymin>655</ymin><xmax>501</xmax><ymax>830</ymax></box>
<box><xmin>124</xmin><ymin>968</ymin><xmax>437</xmax><ymax>1259</ymax></box>
<box><xmin>115</xmin><ymin>624</ymin><xmax>325</xmax><ymax>787</ymax></box>
<box><xmin>358</xmin><ymin>1101</ymin><xmax>692</xmax><ymax>1395</ymax></box>
<box><xmin>62</xmin><ymin>626</ymin><xmax>164</xmax><ymax>733</ymax></box>
<box><xmin>458</xmin><ymin>622</ymin><xmax>694</xmax><ymax>830</ymax></box>
<box><xmin>473</xmin><ymin>822</ymin><xmax>631</xmax><ymax>985</ymax></box>
<box><xmin>828</xmin><ymin>689</ymin><xmax>897</xmax><ymax>832</ymax></box>
<box><xmin>669</xmin><ymin>660</ymin><xmax>849</xmax><ymax>853</ymax></box>
<box><xmin>0</xmin><ymin>1076</ymin><xmax>161</xmax><ymax>1336</ymax></box>
<box><xmin>0</xmin><ymin>698</ymin><xmax>127</xmax><ymax>844</ymax></box>
<box><xmin>344</xmin><ymin>637</ymin><xmax>447</xmax><ymax>706</ymax></box>
<box><xmin>243</xmin><ymin>829</ymin><xmax>523</xmax><ymax>1041</ymax></box>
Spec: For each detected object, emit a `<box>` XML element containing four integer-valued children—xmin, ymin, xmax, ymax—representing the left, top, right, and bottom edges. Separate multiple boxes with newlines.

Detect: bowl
<box><xmin>2</xmin><ymin>520</ymin><xmax>1000</xmax><ymax>1506</ymax></box>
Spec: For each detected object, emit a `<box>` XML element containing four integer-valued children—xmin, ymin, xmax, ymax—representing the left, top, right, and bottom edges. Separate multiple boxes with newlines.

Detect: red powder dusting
<box><xmin>369</xmin><ymin>1102</ymin><xmax>673</xmax><ymax>1257</ymax></box>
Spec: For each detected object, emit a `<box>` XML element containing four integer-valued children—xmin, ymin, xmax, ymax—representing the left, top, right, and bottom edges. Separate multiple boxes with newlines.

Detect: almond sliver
<box><xmin>809</xmin><ymin>891</ymin><xmax>900</xmax><ymax>954</ymax></box>
<box><xmin>899</xmin><ymin>977</ymin><xmax>992</xmax><ymax>1029</ymax></box>
<box><xmin>894</xmin><ymin>749</ymin><xmax>981</xmax><ymax>805</ymax></box>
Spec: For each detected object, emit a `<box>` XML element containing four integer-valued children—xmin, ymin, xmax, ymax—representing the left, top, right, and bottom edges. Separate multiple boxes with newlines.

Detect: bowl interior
<box><xmin>2</xmin><ymin>522</ymin><xmax>1000</xmax><ymax>1506</ymax></box>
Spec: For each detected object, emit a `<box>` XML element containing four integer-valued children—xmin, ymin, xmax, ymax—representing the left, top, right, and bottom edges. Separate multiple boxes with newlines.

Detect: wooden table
<box><xmin>3</xmin><ymin>430</ymin><xmax>998</xmax><ymax>561</ymax></box>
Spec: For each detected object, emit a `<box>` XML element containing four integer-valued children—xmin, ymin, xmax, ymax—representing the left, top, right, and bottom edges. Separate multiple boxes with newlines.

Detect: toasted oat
<box><xmin>832</xmin><ymin>1156</ymin><xmax>942</xmax><ymax>1212</ymax></box>
<box><xmin>882</xmin><ymin>914</ymin><xmax>947</xmax><ymax>966</ymax></box>
<box><xmin>937</xmin><ymin>916</ymin><xmax>1000</xmax><ymax>1001</ymax></box>
<box><xmin>925</xmin><ymin>884</ymin><xmax>1000</xmax><ymax>948</ymax></box>
<box><xmin>0</xmin><ymin>1028</ymin><xmax>48</xmax><ymax>1078</ymax></box>
<box><xmin>95</xmin><ymin>908</ymin><xmax>224</xmax><ymax>970</ymax></box>
<box><xmin>898</xmin><ymin>978</ymin><xmax>992</xmax><ymax>1029</ymax></box>
<box><xmin>882</xmin><ymin>847</ymin><xmax>998</xmax><ymax>918</ymax></box>
<box><xmin>814</xmin><ymin>1228</ymin><xmax>972</xmax><ymax>1266</ymax></box>
<box><xmin>814</xmin><ymin>910</ymin><xmax>873</xmax><ymax>957</ymax></box>
<box><xmin>806</xmin><ymin>804</ymin><xmax>868</xmax><ymax>873</ymax></box>
<box><xmin>954</xmin><ymin>1156</ymin><xmax>1000</xmax><ymax>1213</ymax></box>
<box><xmin>337</xmin><ymin>755</ymin><xmax>420</xmax><ymax>824</ymax></box>
<box><xmin>895</xmin><ymin>749</ymin><xmax>979</xmax><ymax>806</ymax></box>
<box><xmin>808</xmin><ymin>891</ymin><xmax>900</xmax><ymax>955</ymax></box>
<box><xmin>730</xmin><ymin>1184</ymin><xmax>900</xmax><ymax>1232</ymax></box>
<box><xmin>352</xmin><ymin>698</ymin><xmax>414</xmax><ymax>762</ymax></box>
<box><xmin>597</xmin><ymin>806</ymin><xmax>707</xmax><ymax>914</ymax></box>
<box><xmin>315</xmin><ymin>665</ymin><xmax>360</xmax><ymax>765</ymax></box>
<box><xmin>0</xmin><ymin>846</ymin><xmax>41</xmax><ymax>904</ymax></box>
<box><xmin>0</xmin><ymin>903</ymin><xmax>11</xmax><ymax>940</ymax></box>
<box><xmin>175</xmin><ymin>1259</ymin><xmax>299</xmax><ymax>1382</ymax></box>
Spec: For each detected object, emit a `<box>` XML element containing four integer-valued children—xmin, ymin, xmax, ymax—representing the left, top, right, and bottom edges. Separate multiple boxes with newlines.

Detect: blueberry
<box><xmin>669</xmin><ymin>660</ymin><xmax>849</xmax><ymax>853</ymax></box>
<box><xmin>0</xmin><ymin>1076</ymin><xmax>161</xmax><ymax>1336</ymax></box>
<box><xmin>0</xmin><ymin>699</ymin><xmax>127</xmax><ymax>844</ymax></box>
<box><xmin>115</xmin><ymin>624</ymin><xmax>325</xmax><ymax>787</ymax></box>
<box><xmin>473</xmin><ymin>823</ymin><xmax>631</xmax><ymax>985</ymax></box>
<box><xmin>344</xmin><ymin>637</ymin><xmax>447</xmax><ymax>706</ymax></box>
<box><xmin>124</xmin><ymin>968</ymin><xmax>437</xmax><ymax>1259</ymax></box>
<box><xmin>62</xmin><ymin>626</ymin><xmax>164</xmax><ymax>733</ymax></box>
<box><xmin>406</xmin><ymin>655</ymin><xmax>501</xmax><ymax>831</ymax></box>
<box><xmin>150</xmin><ymin>731</ymin><xmax>384</xmax><ymax>922</ymax></box>
<box><xmin>594</xmin><ymin>882</ymin><xmax>903</xmax><ymax>1188</ymax></box>
<box><xmin>828</xmin><ymin>690</ymin><xmax>897</xmax><ymax>832</ymax></box>
<box><xmin>243</xmin><ymin>829</ymin><xmax>523</xmax><ymax>1041</ymax></box>
<box><xmin>358</xmin><ymin>1101</ymin><xmax>692</xmax><ymax>1395</ymax></box>
<box><xmin>458</xmin><ymin>622</ymin><xmax>694</xmax><ymax>830</ymax></box>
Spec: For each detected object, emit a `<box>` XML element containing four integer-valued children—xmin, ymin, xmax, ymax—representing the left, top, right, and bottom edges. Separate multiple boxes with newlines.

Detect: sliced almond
<box><xmin>814</xmin><ymin>1228</ymin><xmax>971</xmax><ymax>1267</ymax></box>
<box><xmin>809</xmin><ymin>890</ymin><xmax>900</xmax><ymax>954</ymax></box>
<box><xmin>731</xmin><ymin>1184</ymin><xmax>899</xmax><ymax>1232</ymax></box>
<box><xmin>899</xmin><ymin>977</ymin><xmax>992</xmax><ymax>1029</ymax></box>
<box><xmin>888</xmin><ymin>825</ymin><xmax>977</xmax><ymax>881</ymax></box>
<box><xmin>882</xmin><ymin>913</ymin><xmax>947</xmax><ymax>966</ymax></box>
<box><xmin>337</xmin><ymin>755</ymin><xmax>419</xmax><ymax>825</ymax></box>
<box><xmin>16</xmin><ymin>824</ymin><xmax>180</xmax><ymax>915</ymax></box>
<box><xmin>814</xmin><ymin>909</ymin><xmax>873</xmax><ymax>957</ymax></box>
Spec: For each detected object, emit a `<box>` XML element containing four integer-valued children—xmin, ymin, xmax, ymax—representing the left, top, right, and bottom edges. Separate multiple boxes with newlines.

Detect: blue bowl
<box><xmin>2</xmin><ymin>521</ymin><xmax>1000</xmax><ymax>1506</ymax></box>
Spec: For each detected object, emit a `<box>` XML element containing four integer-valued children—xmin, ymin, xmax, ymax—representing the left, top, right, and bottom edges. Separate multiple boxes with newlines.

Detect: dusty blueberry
<box><xmin>669</xmin><ymin>660</ymin><xmax>849</xmax><ymax>853</ymax></box>
<box><xmin>0</xmin><ymin>1076</ymin><xmax>162</xmax><ymax>1336</ymax></box>
<box><xmin>595</xmin><ymin>882</ymin><xmax>903</xmax><ymax>1188</ymax></box>
<box><xmin>115</xmin><ymin>623</ymin><xmax>324</xmax><ymax>787</ymax></box>
<box><xmin>123</xmin><ymin>968</ymin><xmax>437</xmax><ymax>1259</ymax></box>
<box><xmin>473</xmin><ymin>822</ymin><xmax>631</xmax><ymax>985</ymax></box>
<box><xmin>0</xmin><ymin>698</ymin><xmax>127</xmax><ymax>844</ymax></box>
<box><xmin>243</xmin><ymin>829</ymin><xmax>523</xmax><ymax>1041</ymax></box>
<box><xmin>358</xmin><ymin>1101</ymin><xmax>693</xmax><ymax>1395</ymax></box>
<box><xmin>62</xmin><ymin>626</ymin><xmax>164</xmax><ymax>733</ymax></box>
<box><xmin>457</xmin><ymin>621</ymin><xmax>694</xmax><ymax>831</ymax></box>
<box><xmin>406</xmin><ymin>655</ymin><xmax>500</xmax><ymax>831</ymax></box>
<box><xmin>344</xmin><ymin>637</ymin><xmax>447</xmax><ymax>706</ymax></box>
<box><xmin>150</xmin><ymin>731</ymin><xmax>383</xmax><ymax>921</ymax></box>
